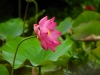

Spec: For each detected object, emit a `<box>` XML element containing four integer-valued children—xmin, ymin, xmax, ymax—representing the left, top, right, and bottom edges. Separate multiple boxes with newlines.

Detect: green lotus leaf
<box><xmin>71</xmin><ymin>21</ymin><xmax>100</xmax><ymax>41</ymax></box>
<box><xmin>73</xmin><ymin>11</ymin><xmax>100</xmax><ymax>27</ymax></box>
<box><xmin>2</xmin><ymin>36</ymin><xmax>73</xmax><ymax>69</ymax></box>
<box><xmin>0</xmin><ymin>18</ymin><xmax>28</xmax><ymax>40</ymax></box>
<box><xmin>56</xmin><ymin>17</ymin><xmax>73</xmax><ymax>35</ymax></box>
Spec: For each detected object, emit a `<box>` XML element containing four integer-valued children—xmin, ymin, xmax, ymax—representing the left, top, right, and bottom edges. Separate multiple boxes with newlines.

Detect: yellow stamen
<box><xmin>47</xmin><ymin>29</ymin><xmax>50</xmax><ymax>35</ymax></box>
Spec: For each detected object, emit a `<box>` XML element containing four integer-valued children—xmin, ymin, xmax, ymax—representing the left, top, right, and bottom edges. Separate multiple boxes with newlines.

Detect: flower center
<box><xmin>47</xmin><ymin>29</ymin><xmax>50</xmax><ymax>35</ymax></box>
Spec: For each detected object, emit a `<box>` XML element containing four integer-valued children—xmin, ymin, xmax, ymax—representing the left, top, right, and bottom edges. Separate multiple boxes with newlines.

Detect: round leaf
<box><xmin>72</xmin><ymin>11</ymin><xmax>100</xmax><ymax>27</ymax></box>
<box><xmin>0</xmin><ymin>18</ymin><xmax>27</xmax><ymax>40</ymax></box>
<box><xmin>56</xmin><ymin>17</ymin><xmax>73</xmax><ymax>35</ymax></box>
<box><xmin>72</xmin><ymin>21</ymin><xmax>100</xmax><ymax>40</ymax></box>
<box><xmin>2</xmin><ymin>36</ymin><xmax>73</xmax><ymax>69</ymax></box>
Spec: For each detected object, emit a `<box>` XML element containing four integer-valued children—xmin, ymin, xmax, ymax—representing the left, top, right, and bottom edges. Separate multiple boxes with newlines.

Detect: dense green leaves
<box><xmin>89</xmin><ymin>46</ymin><xmax>100</xmax><ymax>63</ymax></box>
<box><xmin>0</xmin><ymin>64</ymin><xmax>9</xmax><ymax>75</ymax></box>
<box><xmin>72</xmin><ymin>11</ymin><xmax>100</xmax><ymax>27</ymax></box>
<box><xmin>2</xmin><ymin>36</ymin><xmax>73</xmax><ymax>69</ymax></box>
<box><xmin>0</xmin><ymin>18</ymin><xmax>27</xmax><ymax>40</ymax></box>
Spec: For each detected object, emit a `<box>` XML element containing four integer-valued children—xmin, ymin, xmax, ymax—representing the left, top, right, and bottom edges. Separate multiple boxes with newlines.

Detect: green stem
<box><xmin>32</xmin><ymin>0</ymin><xmax>38</xmax><ymax>23</ymax></box>
<box><xmin>39</xmin><ymin>66</ymin><xmax>41</xmax><ymax>75</ymax></box>
<box><xmin>22</xmin><ymin>2</ymin><xmax>29</xmax><ymax>37</ymax></box>
<box><xmin>93</xmin><ymin>41</ymin><xmax>97</xmax><ymax>48</ymax></box>
<box><xmin>11</xmin><ymin>36</ymin><xmax>36</xmax><ymax>75</ymax></box>
<box><xmin>18</xmin><ymin>0</ymin><xmax>21</xmax><ymax>18</ymax></box>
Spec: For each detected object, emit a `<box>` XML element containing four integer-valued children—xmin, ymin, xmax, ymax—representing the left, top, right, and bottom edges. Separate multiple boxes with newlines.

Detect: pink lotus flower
<box><xmin>34</xmin><ymin>16</ymin><xmax>61</xmax><ymax>52</ymax></box>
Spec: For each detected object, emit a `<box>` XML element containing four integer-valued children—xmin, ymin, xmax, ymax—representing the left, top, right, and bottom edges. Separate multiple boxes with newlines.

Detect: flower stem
<box><xmin>32</xmin><ymin>0</ymin><xmax>38</xmax><ymax>23</ymax></box>
<box><xmin>22</xmin><ymin>2</ymin><xmax>29</xmax><ymax>37</ymax></box>
<box><xmin>11</xmin><ymin>36</ymin><xmax>36</xmax><ymax>75</ymax></box>
<box><xmin>18</xmin><ymin>0</ymin><xmax>21</xmax><ymax>18</ymax></box>
<box><xmin>39</xmin><ymin>66</ymin><xmax>41</xmax><ymax>75</ymax></box>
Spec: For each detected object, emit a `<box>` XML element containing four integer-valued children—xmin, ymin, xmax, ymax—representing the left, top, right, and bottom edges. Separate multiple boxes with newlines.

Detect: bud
<box><xmin>90</xmin><ymin>6</ymin><xmax>94</xmax><ymax>11</ymax></box>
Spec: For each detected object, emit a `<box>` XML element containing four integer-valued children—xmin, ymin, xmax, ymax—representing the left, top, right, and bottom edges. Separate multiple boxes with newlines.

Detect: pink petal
<box><xmin>50</xmin><ymin>30</ymin><xmax>61</xmax><ymax>39</ymax></box>
<box><xmin>34</xmin><ymin>24</ymin><xmax>39</xmax><ymax>35</ymax></box>
<box><xmin>32</xmin><ymin>67</ymin><xmax>36</xmax><ymax>75</ymax></box>
<box><xmin>40</xmin><ymin>28</ymin><xmax>48</xmax><ymax>39</ymax></box>
<box><xmin>46</xmin><ymin>36</ymin><xmax>61</xmax><ymax>46</ymax></box>
<box><xmin>47</xmin><ymin>43</ymin><xmax>56</xmax><ymax>52</ymax></box>
<box><xmin>39</xmin><ymin>16</ymin><xmax>48</xmax><ymax>27</ymax></box>
<box><xmin>44</xmin><ymin>35</ymin><xmax>54</xmax><ymax>45</ymax></box>
<box><xmin>42</xmin><ymin>20</ymin><xmax>51</xmax><ymax>27</ymax></box>
<box><xmin>43</xmin><ymin>17</ymin><xmax>56</xmax><ymax>29</ymax></box>
<box><xmin>47</xmin><ymin>22</ymin><xmax>57</xmax><ymax>30</ymax></box>
<box><xmin>50</xmin><ymin>17</ymin><xmax>55</xmax><ymax>22</ymax></box>
<box><xmin>40</xmin><ymin>40</ymin><xmax>48</xmax><ymax>50</ymax></box>
<box><xmin>44</xmin><ymin>35</ymin><xmax>60</xmax><ymax>51</ymax></box>
<box><xmin>53</xmin><ymin>39</ymin><xmax>61</xmax><ymax>46</ymax></box>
